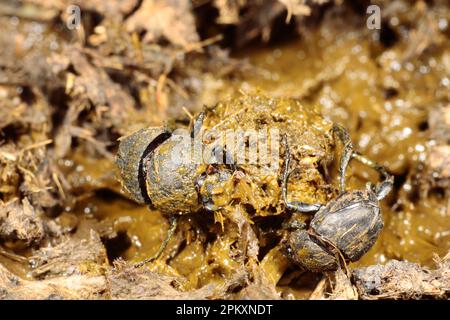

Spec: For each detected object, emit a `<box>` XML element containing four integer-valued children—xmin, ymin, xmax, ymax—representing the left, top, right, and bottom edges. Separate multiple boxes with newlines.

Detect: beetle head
<box><xmin>196</xmin><ymin>167</ymin><xmax>233</xmax><ymax>211</ymax></box>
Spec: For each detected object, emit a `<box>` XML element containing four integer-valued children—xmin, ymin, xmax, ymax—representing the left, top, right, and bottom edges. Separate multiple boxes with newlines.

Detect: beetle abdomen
<box><xmin>146</xmin><ymin>134</ymin><xmax>201</xmax><ymax>214</ymax></box>
<box><xmin>116</xmin><ymin>127</ymin><xmax>171</xmax><ymax>204</ymax></box>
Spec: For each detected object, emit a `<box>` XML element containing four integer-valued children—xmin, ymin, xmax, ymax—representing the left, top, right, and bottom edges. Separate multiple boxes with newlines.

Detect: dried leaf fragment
<box><xmin>125</xmin><ymin>0</ymin><xmax>199</xmax><ymax>49</ymax></box>
<box><xmin>0</xmin><ymin>198</ymin><xmax>45</xmax><ymax>246</ymax></box>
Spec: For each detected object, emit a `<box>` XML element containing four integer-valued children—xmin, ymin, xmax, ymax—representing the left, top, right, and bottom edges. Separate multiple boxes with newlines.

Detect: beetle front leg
<box><xmin>351</xmin><ymin>152</ymin><xmax>394</xmax><ymax>200</ymax></box>
<box><xmin>190</xmin><ymin>111</ymin><xmax>205</xmax><ymax>138</ymax></box>
<box><xmin>133</xmin><ymin>215</ymin><xmax>178</xmax><ymax>268</ymax></box>
<box><xmin>282</xmin><ymin>135</ymin><xmax>322</xmax><ymax>213</ymax></box>
<box><xmin>332</xmin><ymin>123</ymin><xmax>354</xmax><ymax>193</ymax></box>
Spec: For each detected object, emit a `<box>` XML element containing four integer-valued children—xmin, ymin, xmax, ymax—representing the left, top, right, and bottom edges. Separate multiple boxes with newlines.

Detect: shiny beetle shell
<box><xmin>286</xmin><ymin>190</ymin><xmax>383</xmax><ymax>272</ymax></box>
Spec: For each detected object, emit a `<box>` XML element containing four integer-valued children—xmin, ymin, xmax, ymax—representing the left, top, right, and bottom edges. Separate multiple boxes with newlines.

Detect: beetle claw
<box><xmin>133</xmin><ymin>215</ymin><xmax>178</xmax><ymax>268</ymax></box>
<box><xmin>352</xmin><ymin>151</ymin><xmax>394</xmax><ymax>201</ymax></box>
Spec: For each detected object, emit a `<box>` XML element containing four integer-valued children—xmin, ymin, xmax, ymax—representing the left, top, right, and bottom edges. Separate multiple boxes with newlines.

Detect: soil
<box><xmin>0</xmin><ymin>0</ymin><xmax>448</xmax><ymax>300</ymax></box>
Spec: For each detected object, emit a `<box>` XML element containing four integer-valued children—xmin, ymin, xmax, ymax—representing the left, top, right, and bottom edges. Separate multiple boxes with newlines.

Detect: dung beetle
<box><xmin>281</xmin><ymin>134</ymin><xmax>394</xmax><ymax>272</ymax></box>
<box><xmin>116</xmin><ymin>112</ymin><xmax>231</xmax><ymax>215</ymax></box>
<box><xmin>116</xmin><ymin>113</ymin><xmax>235</xmax><ymax>266</ymax></box>
<box><xmin>116</xmin><ymin>96</ymin><xmax>394</xmax><ymax>271</ymax></box>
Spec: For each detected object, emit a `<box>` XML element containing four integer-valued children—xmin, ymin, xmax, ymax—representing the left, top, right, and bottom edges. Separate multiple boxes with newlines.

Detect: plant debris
<box><xmin>352</xmin><ymin>253</ymin><xmax>450</xmax><ymax>299</ymax></box>
<box><xmin>0</xmin><ymin>198</ymin><xmax>45</xmax><ymax>246</ymax></box>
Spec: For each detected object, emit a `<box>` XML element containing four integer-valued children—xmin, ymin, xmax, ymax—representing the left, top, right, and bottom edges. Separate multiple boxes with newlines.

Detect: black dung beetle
<box><xmin>116</xmin><ymin>96</ymin><xmax>394</xmax><ymax>271</ymax></box>
<box><xmin>116</xmin><ymin>113</ymin><xmax>230</xmax><ymax>215</ymax></box>
<box><xmin>281</xmin><ymin>135</ymin><xmax>394</xmax><ymax>272</ymax></box>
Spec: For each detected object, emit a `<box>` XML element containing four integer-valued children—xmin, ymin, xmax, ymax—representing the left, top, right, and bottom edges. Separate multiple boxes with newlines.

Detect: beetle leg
<box><xmin>133</xmin><ymin>215</ymin><xmax>178</xmax><ymax>268</ymax></box>
<box><xmin>352</xmin><ymin>151</ymin><xmax>394</xmax><ymax>200</ymax></box>
<box><xmin>192</xmin><ymin>111</ymin><xmax>236</xmax><ymax>170</ymax></box>
<box><xmin>332</xmin><ymin>123</ymin><xmax>354</xmax><ymax>193</ymax></box>
<box><xmin>332</xmin><ymin>124</ymin><xmax>393</xmax><ymax>200</ymax></box>
<box><xmin>282</xmin><ymin>135</ymin><xmax>322</xmax><ymax>213</ymax></box>
<box><xmin>191</xmin><ymin>111</ymin><xmax>205</xmax><ymax>138</ymax></box>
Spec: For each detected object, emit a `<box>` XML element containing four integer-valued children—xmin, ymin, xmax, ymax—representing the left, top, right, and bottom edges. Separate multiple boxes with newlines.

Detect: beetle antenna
<box><xmin>351</xmin><ymin>152</ymin><xmax>394</xmax><ymax>200</ymax></box>
<box><xmin>133</xmin><ymin>215</ymin><xmax>178</xmax><ymax>268</ymax></box>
